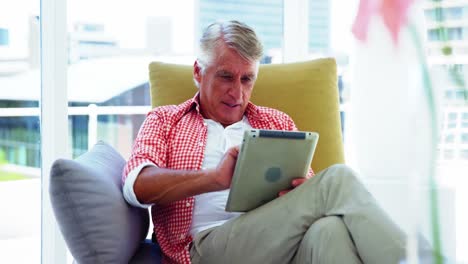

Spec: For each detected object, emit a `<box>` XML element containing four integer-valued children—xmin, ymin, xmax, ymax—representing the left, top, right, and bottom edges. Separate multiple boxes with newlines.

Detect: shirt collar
<box><xmin>245</xmin><ymin>101</ymin><xmax>260</xmax><ymax>118</ymax></box>
<box><xmin>181</xmin><ymin>92</ymin><xmax>202</xmax><ymax>115</ymax></box>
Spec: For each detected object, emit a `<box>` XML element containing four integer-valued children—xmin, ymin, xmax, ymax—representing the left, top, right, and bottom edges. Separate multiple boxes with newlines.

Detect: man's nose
<box><xmin>228</xmin><ymin>79</ymin><xmax>242</xmax><ymax>100</ymax></box>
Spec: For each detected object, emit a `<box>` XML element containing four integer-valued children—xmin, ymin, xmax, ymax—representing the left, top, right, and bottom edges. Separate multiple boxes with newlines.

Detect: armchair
<box><xmin>49</xmin><ymin>58</ymin><xmax>344</xmax><ymax>263</ymax></box>
<box><xmin>150</xmin><ymin>58</ymin><xmax>344</xmax><ymax>172</ymax></box>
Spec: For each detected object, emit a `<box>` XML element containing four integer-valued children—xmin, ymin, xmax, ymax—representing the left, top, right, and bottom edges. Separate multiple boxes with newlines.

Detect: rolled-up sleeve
<box><xmin>122</xmin><ymin>110</ymin><xmax>168</xmax><ymax>183</ymax></box>
<box><xmin>123</xmin><ymin>162</ymin><xmax>156</xmax><ymax>208</ymax></box>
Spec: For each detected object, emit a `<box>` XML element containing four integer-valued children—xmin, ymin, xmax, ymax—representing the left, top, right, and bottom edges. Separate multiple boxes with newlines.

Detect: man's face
<box><xmin>194</xmin><ymin>44</ymin><xmax>258</xmax><ymax>127</ymax></box>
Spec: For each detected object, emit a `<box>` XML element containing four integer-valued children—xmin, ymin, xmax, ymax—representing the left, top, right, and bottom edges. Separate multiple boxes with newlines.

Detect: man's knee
<box><xmin>308</xmin><ymin>216</ymin><xmax>348</xmax><ymax>241</ymax></box>
<box><xmin>320</xmin><ymin>164</ymin><xmax>359</xmax><ymax>185</ymax></box>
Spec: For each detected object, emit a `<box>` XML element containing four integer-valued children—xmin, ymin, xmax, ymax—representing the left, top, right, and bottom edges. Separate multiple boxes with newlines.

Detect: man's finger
<box><xmin>291</xmin><ymin>178</ymin><xmax>308</xmax><ymax>187</ymax></box>
<box><xmin>226</xmin><ymin>146</ymin><xmax>240</xmax><ymax>159</ymax></box>
<box><xmin>278</xmin><ymin>189</ymin><xmax>292</xmax><ymax>197</ymax></box>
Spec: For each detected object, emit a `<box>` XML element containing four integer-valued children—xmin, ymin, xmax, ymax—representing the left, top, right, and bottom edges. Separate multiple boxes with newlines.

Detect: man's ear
<box><xmin>193</xmin><ymin>60</ymin><xmax>202</xmax><ymax>84</ymax></box>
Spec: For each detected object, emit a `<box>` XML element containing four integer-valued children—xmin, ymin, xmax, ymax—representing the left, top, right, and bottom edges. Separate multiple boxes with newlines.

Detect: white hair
<box><xmin>194</xmin><ymin>20</ymin><xmax>263</xmax><ymax>87</ymax></box>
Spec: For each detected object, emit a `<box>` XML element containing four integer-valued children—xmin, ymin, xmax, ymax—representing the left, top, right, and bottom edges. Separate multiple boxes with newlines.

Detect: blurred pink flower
<box><xmin>352</xmin><ymin>0</ymin><xmax>414</xmax><ymax>44</ymax></box>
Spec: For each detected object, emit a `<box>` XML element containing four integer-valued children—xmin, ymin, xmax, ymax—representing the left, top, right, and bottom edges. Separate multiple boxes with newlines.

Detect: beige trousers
<box><xmin>190</xmin><ymin>164</ymin><xmax>431</xmax><ymax>264</ymax></box>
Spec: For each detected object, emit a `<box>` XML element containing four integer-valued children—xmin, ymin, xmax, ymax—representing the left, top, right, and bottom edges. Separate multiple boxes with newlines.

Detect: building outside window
<box><xmin>197</xmin><ymin>0</ymin><xmax>284</xmax><ymax>63</ymax></box>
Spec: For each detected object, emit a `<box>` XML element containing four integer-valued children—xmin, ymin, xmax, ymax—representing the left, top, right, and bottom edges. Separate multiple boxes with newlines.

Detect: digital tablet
<box><xmin>225</xmin><ymin>129</ymin><xmax>319</xmax><ymax>212</ymax></box>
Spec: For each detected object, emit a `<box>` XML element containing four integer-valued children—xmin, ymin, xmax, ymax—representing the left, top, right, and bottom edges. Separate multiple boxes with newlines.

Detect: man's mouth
<box><xmin>222</xmin><ymin>102</ymin><xmax>241</xmax><ymax>108</ymax></box>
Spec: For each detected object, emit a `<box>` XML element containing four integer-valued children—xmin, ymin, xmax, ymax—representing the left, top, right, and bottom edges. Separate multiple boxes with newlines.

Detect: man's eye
<box><xmin>241</xmin><ymin>77</ymin><xmax>252</xmax><ymax>83</ymax></box>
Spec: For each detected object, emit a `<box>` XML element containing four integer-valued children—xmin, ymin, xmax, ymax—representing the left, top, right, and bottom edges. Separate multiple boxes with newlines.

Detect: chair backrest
<box><xmin>148</xmin><ymin>58</ymin><xmax>344</xmax><ymax>172</ymax></box>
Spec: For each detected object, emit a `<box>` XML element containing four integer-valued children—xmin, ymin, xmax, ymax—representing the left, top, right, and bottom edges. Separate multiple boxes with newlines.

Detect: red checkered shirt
<box><xmin>123</xmin><ymin>93</ymin><xmax>313</xmax><ymax>264</ymax></box>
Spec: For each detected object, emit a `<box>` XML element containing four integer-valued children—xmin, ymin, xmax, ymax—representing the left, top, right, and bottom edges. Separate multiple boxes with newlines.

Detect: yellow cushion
<box><xmin>148</xmin><ymin>58</ymin><xmax>344</xmax><ymax>172</ymax></box>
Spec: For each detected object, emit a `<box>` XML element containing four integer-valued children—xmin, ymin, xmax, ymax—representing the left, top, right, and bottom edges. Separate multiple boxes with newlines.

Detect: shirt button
<box><xmin>198</xmin><ymin>142</ymin><xmax>204</xmax><ymax>147</ymax></box>
<box><xmin>186</xmin><ymin>202</ymin><xmax>190</xmax><ymax>207</ymax></box>
<box><xmin>180</xmin><ymin>234</ymin><xmax>185</xmax><ymax>239</ymax></box>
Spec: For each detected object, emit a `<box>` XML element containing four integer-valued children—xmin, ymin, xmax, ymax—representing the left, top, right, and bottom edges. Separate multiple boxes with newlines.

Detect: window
<box><xmin>461</xmin><ymin>150</ymin><xmax>468</xmax><ymax>159</ymax></box>
<box><xmin>463</xmin><ymin>113</ymin><xmax>468</xmax><ymax>120</ymax></box>
<box><xmin>433</xmin><ymin>7</ymin><xmax>444</xmax><ymax>22</ymax></box>
<box><xmin>446</xmin><ymin>112</ymin><xmax>458</xmax><ymax>129</ymax></box>
<box><xmin>448</xmin><ymin>122</ymin><xmax>457</xmax><ymax>129</ymax></box>
<box><xmin>462</xmin><ymin>133</ymin><xmax>468</xmax><ymax>144</ymax></box>
<box><xmin>448</xmin><ymin>112</ymin><xmax>458</xmax><ymax>121</ymax></box>
<box><xmin>445</xmin><ymin>90</ymin><xmax>454</xmax><ymax>99</ymax></box>
<box><xmin>309</xmin><ymin>0</ymin><xmax>330</xmax><ymax>55</ymax></box>
<box><xmin>426</xmin><ymin>7</ymin><xmax>464</xmax><ymax>22</ymax></box>
<box><xmin>443</xmin><ymin>149</ymin><xmax>455</xmax><ymax>159</ymax></box>
<box><xmin>445</xmin><ymin>134</ymin><xmax>455</xmax><ymax>143</ymax></box>
<box><xmin>5</xmin><ymin>0</ymin><xmax>464</xmax><ymax>262</ymax></box>
<box><xmin>0</xmin><ymin>0</ymin><xmax>41</xmax><ymax>263</ymax></box>
<box><xmin>66</xmin><ymin>1</ymin><xmax>191</xmax><ymax>161</ymax></box>
<box><xmin>455</xmin><ymin>90</ymin><xmax>467</xmax><ymax>100</ymax></box>
<box><xmin>65</xmin><ymin>0</ymin><xmax>287</xmax><ymax>164</ymax></box>
<box><xmin>444</xmin><ymin>7</ymin><xmax>463</xmax><ymax>20</ymax></box>
<box><xmin>448</xmin><ymin>27</ymin><xmax>463</xmax><ymax>40</ymax></box>
<box><xmin>428</xmin><ymin>28</ymin><xmax>444</xmax><ymax>41</ymax></box>
<box><xmin>428</xmin><ymin>27</ymin><xmax>464</xmax><ymax>41</ymax></box>
<box><xmin>425</xmin><ymin>9</ymin><xmax>436</xmax><ymax>20</ymax></box>
<box><xmin>198</xmin><ymin>0</ymin><xmax>284</xmax><ymax>63</ymax></box>
<box><xmin>0</xmin><ymin>28</ymin><xmax>9</xmax><ymax>45</ymax></box>
<box><xmin>451</xmin><ymin>64</ymin><xmax>464</xmax><ymax>74</ymax></box>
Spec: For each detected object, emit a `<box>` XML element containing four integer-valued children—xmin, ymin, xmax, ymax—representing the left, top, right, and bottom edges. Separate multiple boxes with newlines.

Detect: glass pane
<box><xmin>447</xmin><ymin>122</ymin><xmax>457</xmax><ymax>129</ymax></box>
<box><xmin>66</xmin><ymin>0</ymin><xmax>287</xmax><ymax>160</ymax></box>
<box><xmin>95</xmin><ymin>114</ymin><xmax>147</xmax><ymax>158</ymax></box>
<box><xmin>309</xmin><ymin>0</ymin><xmax>331</xmax><ymax>55</ymax></box>
<box><xmin>448</xmin><ymin>112</ymin><xmax>458</xmax><ymax>121</ymax></box>
<box><xmin>448</xmin><ymin>28</ymin><xmax>462</xmax><ymax>40</ymax></box>
<box><xmin>455</xmin><ymin>90</ymin><xmax>466</xmax><ymax>99</ymax></box>
<box><xmin>445</xmin><ymin>134</ymin><xmax>455</xmax><ymax>143</ymax></box>
<box><xmin>445</xmin><ymin>7</ymin><xmax>463</xmax><ymax>20</ymax></box>
<box><xmin>309</xmin><ymin>0</ymin><xmax>349</xmax><ymax>135</ymax></box>
<box><xmin>444</xmin><ymin>149</ymin><xmax>455</xmax><ymax>159</ymax></box>
<box><xmin>67</xmin><ymin>0</ymin><xmax>173</xmax><ymax>160</ymax></box>
<box><xmin>463</xmin><ymin>112</ymin><xmax>468</xmax><ymax>120</ymax></box>
<box><xmin>198</xmin><ymin>0</ymin><xmax>284</xmax><ymax>64</ymax></box>
<box><xmin>461</xmin><ymin>150</ymin><xmax>468</xmax><ymax>160</ymax></box>
<box><xmin>0</xmin><ymin>0</ymin><xmax>41</xmax><ymax>263</ymax></box>
<box><xmin>423</xmin><ymin>3</ymin><xmax>468</xmax><ymax>262</ymax></box>
<box><xmin>344</xmin><ymin>1</ymin><xmax>468</xmax><ymax>262</ymax></box>
<box><xmin>462</xmin><ymin>133</ymin><xmax>468</xmax><ymax>144</ymax></box>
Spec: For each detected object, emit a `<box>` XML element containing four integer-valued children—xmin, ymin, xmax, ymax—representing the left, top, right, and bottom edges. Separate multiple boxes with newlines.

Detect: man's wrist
<box><xmin>201</xmin><ymin>168</ymin><xmax>224</xmax><ymax>192</ymax></box>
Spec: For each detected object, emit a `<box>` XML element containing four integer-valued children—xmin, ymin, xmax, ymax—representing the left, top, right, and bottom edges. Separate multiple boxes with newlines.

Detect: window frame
<box><xmin>40</xmin><ymin>0</ymin><xmax>69</xmax><ymax>262</ymax></box>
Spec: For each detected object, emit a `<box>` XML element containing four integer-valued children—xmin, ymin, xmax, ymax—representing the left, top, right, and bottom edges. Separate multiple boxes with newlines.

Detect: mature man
<box><xmin>123</xmin><ymin>21</ymin><xmax>428</xmax><ymax>264</ymax></box>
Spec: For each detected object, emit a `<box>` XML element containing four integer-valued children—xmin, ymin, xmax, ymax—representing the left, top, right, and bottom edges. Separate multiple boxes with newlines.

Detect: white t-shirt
<box><xmin>123</xmin><ymin>117</ymin><xmax>251</xmax><ymax>237</ymax></box>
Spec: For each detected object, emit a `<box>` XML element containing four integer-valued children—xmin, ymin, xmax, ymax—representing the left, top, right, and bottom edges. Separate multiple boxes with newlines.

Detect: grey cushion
<box><xmin>49</xmin><ymin>141</ymin><xmax>152</xmax><ymax>263</ymax></box>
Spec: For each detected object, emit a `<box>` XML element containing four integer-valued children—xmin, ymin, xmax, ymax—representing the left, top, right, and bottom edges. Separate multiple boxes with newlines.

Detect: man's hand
<box><xmin>278</xmin><ymin>174</ymin><xmax>313</xmax><ymax>197</ymax></box>
<box><xmin>208</xmin><ymin>146</ymin><xmax>240</xmax><ymax>191</ymax></box>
